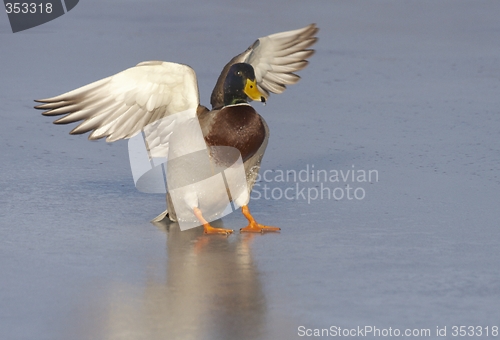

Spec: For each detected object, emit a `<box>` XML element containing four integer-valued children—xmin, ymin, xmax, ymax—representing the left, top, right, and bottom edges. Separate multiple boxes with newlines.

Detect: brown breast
<box><xmin>204</xmin><ymin>105</ymin><xmax>266</xmax><ymax>163</ymax></box>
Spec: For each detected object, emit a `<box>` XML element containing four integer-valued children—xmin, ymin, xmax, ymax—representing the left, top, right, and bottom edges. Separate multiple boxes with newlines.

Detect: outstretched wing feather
<box><xmin>35</xmin><ymin>61</ymin><xmax>200</xmax><ymax>143</ymax></box>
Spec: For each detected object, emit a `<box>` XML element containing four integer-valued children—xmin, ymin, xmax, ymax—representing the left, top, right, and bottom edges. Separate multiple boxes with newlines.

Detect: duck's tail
<box><xmin>151</xmin><ymin>209</ymin><xmax>169</xmax><ymax>223</ymax></box>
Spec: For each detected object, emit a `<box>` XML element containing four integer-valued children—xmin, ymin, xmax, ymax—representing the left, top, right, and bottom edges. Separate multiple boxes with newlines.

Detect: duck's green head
<box><xmin>223</xmin><ymin>63</ymin><xmax>266</xmax><ymax>106</ymax></box>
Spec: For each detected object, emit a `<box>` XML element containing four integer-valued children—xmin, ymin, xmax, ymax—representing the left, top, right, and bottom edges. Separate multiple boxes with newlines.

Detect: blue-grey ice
<box><xmin>1</xmin><ymin>1</ymin><xmax>500</xmax><ymax>339</ymax></box>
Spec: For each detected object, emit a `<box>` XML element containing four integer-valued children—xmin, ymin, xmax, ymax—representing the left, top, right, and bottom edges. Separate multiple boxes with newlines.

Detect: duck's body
<box><xmin>201</xmin><ymin>104</ymin><xmax>267</xmax><ymax>163</ymax></box>
<box><xmin>35</xmin><ymin>24</ymin><xmax>318</xmax><ymax>234</ymax></box>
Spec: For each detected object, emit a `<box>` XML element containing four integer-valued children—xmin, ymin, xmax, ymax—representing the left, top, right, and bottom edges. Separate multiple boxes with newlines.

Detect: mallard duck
<box><xmin>35</xmin><ymin>24</ymin><xmax>318</xmax><ymax>235</ymax></box>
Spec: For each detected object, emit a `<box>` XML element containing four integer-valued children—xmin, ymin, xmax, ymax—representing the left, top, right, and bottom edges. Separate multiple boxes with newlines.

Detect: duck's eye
<box><xmin>237</xmin><ymin>71</ymin><xmax>242</xmax><ymax>76</ymax></box>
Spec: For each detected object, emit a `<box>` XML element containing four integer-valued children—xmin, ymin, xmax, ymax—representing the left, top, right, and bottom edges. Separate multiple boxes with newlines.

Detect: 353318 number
<box><xmin>451</xmin><ymin>325</ymin><xmax>498</xmax><ymax>337</ymax></box>
<box><xmin>5</xmin><ymin>2</ymin><xmax>53</xmax><ymax>14</ymax></box>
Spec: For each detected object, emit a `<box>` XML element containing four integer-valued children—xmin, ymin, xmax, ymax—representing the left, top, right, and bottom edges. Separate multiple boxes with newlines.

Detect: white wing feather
<box><xmin>246</xmin><ymin>24</ymin><xmax>318</xmax><ymax>97</ymax></box>
<box><xmin>36</xmin><ymin>61</ymin><xmax>200</xmax><ymax>144</ymax></box>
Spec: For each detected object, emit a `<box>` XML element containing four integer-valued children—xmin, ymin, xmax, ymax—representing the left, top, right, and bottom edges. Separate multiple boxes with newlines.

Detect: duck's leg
<box><xmin>240</xmin><ymin>205</ymin><xmax>281</xmax><ymax>233</ymax></box>
<box><xmin>193</xmin><ymin>207</ymin><xmax>233</xmax><ymax>235</ymax></box>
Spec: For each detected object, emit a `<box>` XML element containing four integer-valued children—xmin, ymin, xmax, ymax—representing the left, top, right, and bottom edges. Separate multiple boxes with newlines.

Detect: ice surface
<box><xmin>1</xmin><ymin>1</ymin><xmax>500</xmax><ymax>339</ymax></box>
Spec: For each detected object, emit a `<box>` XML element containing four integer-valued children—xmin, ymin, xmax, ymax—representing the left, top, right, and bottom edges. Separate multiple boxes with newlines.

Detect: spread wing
<box><xmin>210</xmin><ymin>24</ymin><xmax>318</xmax><ymax>108</ymax></box>
<box><xmin>35</xmin><ymin>61</ymin><xmax>200</xmax><ymax>143</ymax></box>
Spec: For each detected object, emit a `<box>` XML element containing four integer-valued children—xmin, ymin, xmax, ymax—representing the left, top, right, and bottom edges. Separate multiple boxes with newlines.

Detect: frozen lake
<box><xmin>1</xmin><ymin>1</ymin><xmax>500</xmax><ymax>339</ymax></box>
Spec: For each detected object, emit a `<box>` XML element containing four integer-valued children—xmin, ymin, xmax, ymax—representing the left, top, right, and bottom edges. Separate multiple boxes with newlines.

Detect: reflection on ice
<box><xmin>85</xmin><ymin>221</ymin><xmax>266</xmax><ymax>340</ymax></box>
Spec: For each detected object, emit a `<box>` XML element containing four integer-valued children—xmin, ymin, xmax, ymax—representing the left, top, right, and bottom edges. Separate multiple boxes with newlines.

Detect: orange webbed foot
<box><xmin>239</xmin><ymin>205</ymin><xmax>280</xmax><ymax>233</ymax></box>
<box><xmin>193</xmin><ymin>207</ymin><xmax>233</xmax><ymax>236</ymax></box>
<box><xmin>203</xmin><ymin>223</ymin><xmax>234</xmax><ymax>235</ymax></box>
<box><xmin>240</xmin><ymin>222</ymin><xmax>281</xmax><ymax>233</ymax></box>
